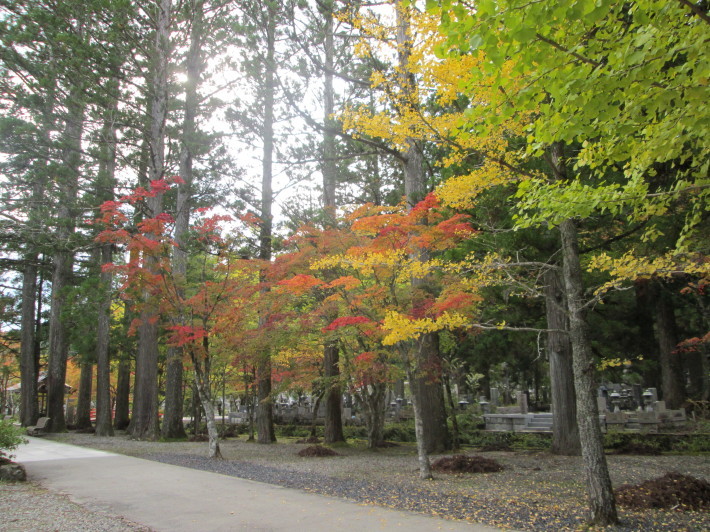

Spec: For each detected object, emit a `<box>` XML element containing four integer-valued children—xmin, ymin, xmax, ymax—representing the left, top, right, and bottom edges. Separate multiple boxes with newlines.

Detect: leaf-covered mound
<box><xmin>297</xmin><ymin>445</ymin><xmax>341</xmax><ymax>457</ymax></box>
<box><xmin>615</xmin><ymin>472</ymin><xmax>710</xmax><ymax>511</ymax></box>
<box><xmin>431</xmin><ymin>454</ymin><xmax>503</xmax><ymax>474</ymax></box>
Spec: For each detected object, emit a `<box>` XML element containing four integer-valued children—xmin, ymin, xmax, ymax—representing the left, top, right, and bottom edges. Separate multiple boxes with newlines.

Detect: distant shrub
<box><xmin>276</xmin><ymin>424</ymin><xmax>312</xmax><ymax>438</ymax></box>
<box><xmin>0</xmin><ymin>419</ymin><xmax>26</xmax><ymax>462</ymax></box>
<box><xmin>382</xmin><ymin>421</ymin><xmax>416</xmax><ymax>442</ymax></box>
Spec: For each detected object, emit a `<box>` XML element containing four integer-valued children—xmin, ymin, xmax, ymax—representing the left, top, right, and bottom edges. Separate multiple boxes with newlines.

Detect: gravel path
<box><xmin>0</xmin><ymin>481</ymin><xmax>151</xmax><ymax>532</ymax></box>
<box><xmin>6</xmin><ymin>432</ymin><xmax>710</xmax><ymax>531</ymax></box>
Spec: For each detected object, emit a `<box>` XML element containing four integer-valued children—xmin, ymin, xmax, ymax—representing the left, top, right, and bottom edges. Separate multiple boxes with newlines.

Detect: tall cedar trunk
<box><xmin>95</xmin><ymin>80</ymin><xmax>119</xmax><ymax>437</ymax></box>
<box><xmin>544</xmin><ymin>268</ymin><xmax>581</xmax><ymax>455</ymax></box>
<box><xmin>321</xmin><ymin>0</ymin><xmax>345</xmax><ymax>445</ymax></box>
<box><xmin>113</xmin><ymin>301</ymin><xmax>133</xmax><ymax>431</ymax></box>
<box><xmin>653</xmin><ymin>282</ymin><xmax>685</xmax><ymax>409</ymax></box>
<box><xmin>634</xmin><ymin>280</ymin><xmax>661</xmax><ymax>391</ymax></box>
<box><xmin>559</xmin><ymin>218</ymin><xmax>618</xmax><ymax>525</ymax></box>
<box><xmin>75</xmin><ymin>362</ymin><xmax>93</xmax><ymax>430</ymax></box>
<box><xmin>46</xmin><ymin>85</ymin><xmax>86</xmax><ymax>433</ymax></box>
<box><xmin>256</xmin><ymin>3</ymin><xmax>277</xmax><ymax>444</ymax></box>
<box><xmin>191</xmin><ymin>338</ymin><xmax>222</xmax><ymax>459</ymax></box>
<box><xmin>396</xmin><ymin>3</ymin><xmax>449</xmax><ymax>467</ymax></box>
<box><xmin>130</xmin><ymin>0</ymin><xmax>171</xmax><ymax>440</ymax></box>
<box><xmin>163</xmin><ymin>0</ymin><xmax>205</xmax><ymax>441</ymax></box>
<box><xmin>20</xmin><ymin>259</ymin><xmax>39</xmax><ymax>426</ymax></box>
<box><xmin>95</xmin><ymin>243</ymin><xmax>114</xmax><ymax>436</ymax></box>
<box><xmin>20</xmin><ymin>63</ymin><xmax>55</xmax><ymax>427</ymax></box>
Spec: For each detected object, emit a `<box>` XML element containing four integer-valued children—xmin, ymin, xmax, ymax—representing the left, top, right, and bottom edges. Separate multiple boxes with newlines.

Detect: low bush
<box><xmin>0</xmin><ymin>419</ymin><xmax>26</xmax><ymax>461</ymax></box>
<box><xmin>276</xmin><ymin>424</ymin><xmax>313</xmax><ymax>438</ymax></box>
<box><xmin>382</xmin><ymin>421</ymin><xmax>416</xmax><ymax>442</ymax></box>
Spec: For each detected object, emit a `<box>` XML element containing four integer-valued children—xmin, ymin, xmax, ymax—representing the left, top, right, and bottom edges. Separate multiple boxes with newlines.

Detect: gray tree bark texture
<box><xmin>163</xmin><ymin>0</ymin><xmax>206</xmax><ymax>441</ymax></box>
<box><xmin>394</xmin><ymin>3</ymin><xmax>450</xmax><ymax>476</ymax></box>
<box><xmin>653</xmin><ymin>283</ymin><xmax>686</xmax><ymax>409</ymax></box>
<box><xmin>46</xmin><ymin>88</ymin><xmax>86</xmax><ymax>433</ymax></box>
<box><xmin>19</xmin><ymin>259</ymin><xmax>39</xmax><ymax>426</ymax></box>
<box><xmin>95</xmin><ymin>243</ymin><xmax>115</xmax><ymax>437</ymax></box>
<box><xmin>543</xmin><ymin>268</ymin><xmax>581</xmax><ymax>455</ymax></box>
<box><xmin>321</xmin><ymin>0</ymin><xmax>345</xmax><ymax>445</ymax></box>
<box><xmin>113</xmin><ymin>355</ymin><xmax>131</xmax><ymax>431</ymax></box>
<box><xmin>75</xmin><ymin>362</ymin><xmax>93</xmax><ymax>430</ymax></box>
<box><xmin>95</xmin><ymin>81</ymin><xmax>119</xmax><ymax>438</ymax></box>
<box><xmin>130</xmin><ymin>0</ymin><xmax>171</xmax><ymax>440</ymax></box>
<box><xmin>559</xmin><ymin>218</ymin><xmax>618</xmax><ymax>525</ymax></box>
<box><xmin>256</xmin><ymin>2</ymin><xmax>277</xmax><ymax>445</ymax></box>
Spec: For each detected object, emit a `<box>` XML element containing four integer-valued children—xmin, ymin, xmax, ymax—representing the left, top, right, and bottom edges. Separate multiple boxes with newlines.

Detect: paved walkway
<box><xmin>15</xmin><ymin>437</ymin><xmax>501</xmax><ymax>532</ymax></box>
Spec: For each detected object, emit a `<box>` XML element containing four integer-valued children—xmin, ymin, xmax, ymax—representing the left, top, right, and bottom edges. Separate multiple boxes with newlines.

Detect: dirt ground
<box><xmin>22</xmin><ymin>431</ymin><xmax>708</xmax><ymax>531</ymax></box>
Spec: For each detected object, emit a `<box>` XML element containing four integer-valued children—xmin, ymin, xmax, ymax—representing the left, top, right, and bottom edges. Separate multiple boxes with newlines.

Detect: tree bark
<box><xmin>75</xmin><ymin>362</ymin><xmax>93</xmax><ymax>430</ymax></box>
<box><xmin>559</xmin><ymin>218</ymin><xmax>618</xmax><ymax>525</ymax></box>
<box><xmin>95</xmin><ymin>78</ymin><xmax>119</xmax><ymax>438</ymax></box>
<box><xmin>412</xmin><ymin>333</ymin><xmax>450</xmax><ymax>453</ymax></box>
<box><xmin>46</xmin><ymin>82</ymin><xmax>86</xmax><ymax>433</ymax></box>
<box><xmin>360</xmin><ymin>382</ymin><xmax>386</xmax><ymax>448</ymax></box>
<box><xmin>113</xmin><ymin>300</ymin><xmax>133</xmax><ymax>431</ymax></box>
<box><xmin>320</xmin><ymin>0</ymin><xmax>345</xmax><ymax>445</ymax></box>
<box><xmin>406</xmin><ymin>357</ymin><xmax>432</xmax><ymax>480</ymax></box>
<box><xmin>544</xmin><ymin>268</ymin><xmax>581</xmax><ymax>455</ymax></box>
<box><xmin>163</xmin><ymin>0</ymin><xmax>206</xmax><ymax>441</ymax></box>
<box><xmin>256</xmin><ymin>2</ymin><xmax>277</xmax><ymax>445</ymax></box>
<box><xmin>130</xmin><ymin>0</ymin><xmax>171</xmax><ymax>441</ymax></box>
<box><xmin>395</xmin><ymin>3</ymin><xmax>450</xmax><ymax>462</ymax></box>
<box><xmin>19</xmin><ymin>259</ymin><xmax>39</xmax><ymax>426</ymax></box>
<box><xmin>652</xmin><ymin>282</ymin><xmax>686</xmax><ymax>409</ymax></box>
<box><xmin>95</xmin><ymin>243</ymin><xmax>114</xmax><ymax>436</ymax></box>
<box><xmin>191</xmin><ymin>338</ymin><xmax>222</xmax><ymax>459</ymax></box>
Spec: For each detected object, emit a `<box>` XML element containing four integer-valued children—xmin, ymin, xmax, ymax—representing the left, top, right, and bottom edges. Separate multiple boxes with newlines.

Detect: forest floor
<box><xmin>9</xmin><ymin>431</ymin><xmax>710</xmax><ymax>531</ymax></box>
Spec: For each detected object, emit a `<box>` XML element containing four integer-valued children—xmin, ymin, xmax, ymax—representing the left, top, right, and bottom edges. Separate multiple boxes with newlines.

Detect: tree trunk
<box><xmin>130</xmin><ymin>0</ymin><xmax>171</xmax><ymax>441</ymax></box>
<box><xmin>406</xmin><ymin>360</ymin><xmax>432</xmax><ymax>480</ymax></box>
<box><xmin>94</xmin><ymin>78</ymin><xmax>119</xmax><ymax>438</ymax></box>
<box><xmin>443</xmin><ymin>372</ymin><xmax>460</xmax><ymax>451</ymax></box>
<box><xmin>256</xmin><ymin>2</ymin><xmax>277</xmax><ymax>445</ymax></box>
<box><xmin>95</xmin><ymin>243</ymin><xmax>114</xmax><ymax>437</ymax></box>
<box><xmin>163</xmin><ymin>0</ymin><xmax>206</xmax><ymax>441</ymax></box>
<box><xmin>113</xmin><ymin>354</ymin><xmax>131</xmax><ymax>431</ymax></box>
<box><xmin>634</xmin><ymin>280</ymin><xmax>661</xmax><ymax>390</ymax></box>
<box><xmin>559</xmin><ymin>218</ymin><xmax>618</xmax><ymax>525</ymax></box>
<box><xmin>361</xmin><ymin>383</ymin><xmax>386</xmax><ymax>449</ymax></box>
<box><xmin>75</xmin><ymin>362</ymin><xmax>93</xmax><ymax>430</ymax></box>
<box><xmin>395</xmin><ymin>3</ymin><xmax>450</xmax><ymax>457</ymax></box>
<box><xmin>319</xmin><ymin>2</ymin><xmax>345</xmax><ymax>445</ymax></box>
<box><xmin>191</xmin><ymin>340</ymin><xmax>222</xmax><ymax>459</ymax></box>
<box><xmin>46</xmin><ymin>84</ymin><xmax>86</xmax><ymax>433</ymax></box>
<box><xmin>323</xmin><ymin>342</ymin><xmax>345</xmax><ymax>443</ymax></box>
<box><xmin>653</xmin><ymin>282</ymin><xmax>685</xmax><ymax>409</ymax></box>
<box><xmin>19</xmin><ymin>259</ymin><xmax>39</xmax><ymax>427</ymax></box>
<box><xmin>544</xmin><ymin>268</ymin><xmax>581</xmax><ymax>455</ymax></box>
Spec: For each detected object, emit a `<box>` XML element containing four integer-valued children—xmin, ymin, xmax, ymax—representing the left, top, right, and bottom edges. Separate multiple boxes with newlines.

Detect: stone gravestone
<box><xmin>516</xmin><ymin>391</ymin><xmax>528</xmax><ymax>415</ymax></box>
<box><xmin>490</xmin><ymin>388</ymin><xmax>499</xmax><ymax>407</ymax></box>
<box><xmin>597</xmin><ymin>396</ymin><xmax>609</xmax><ymax>413</ymax></box>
